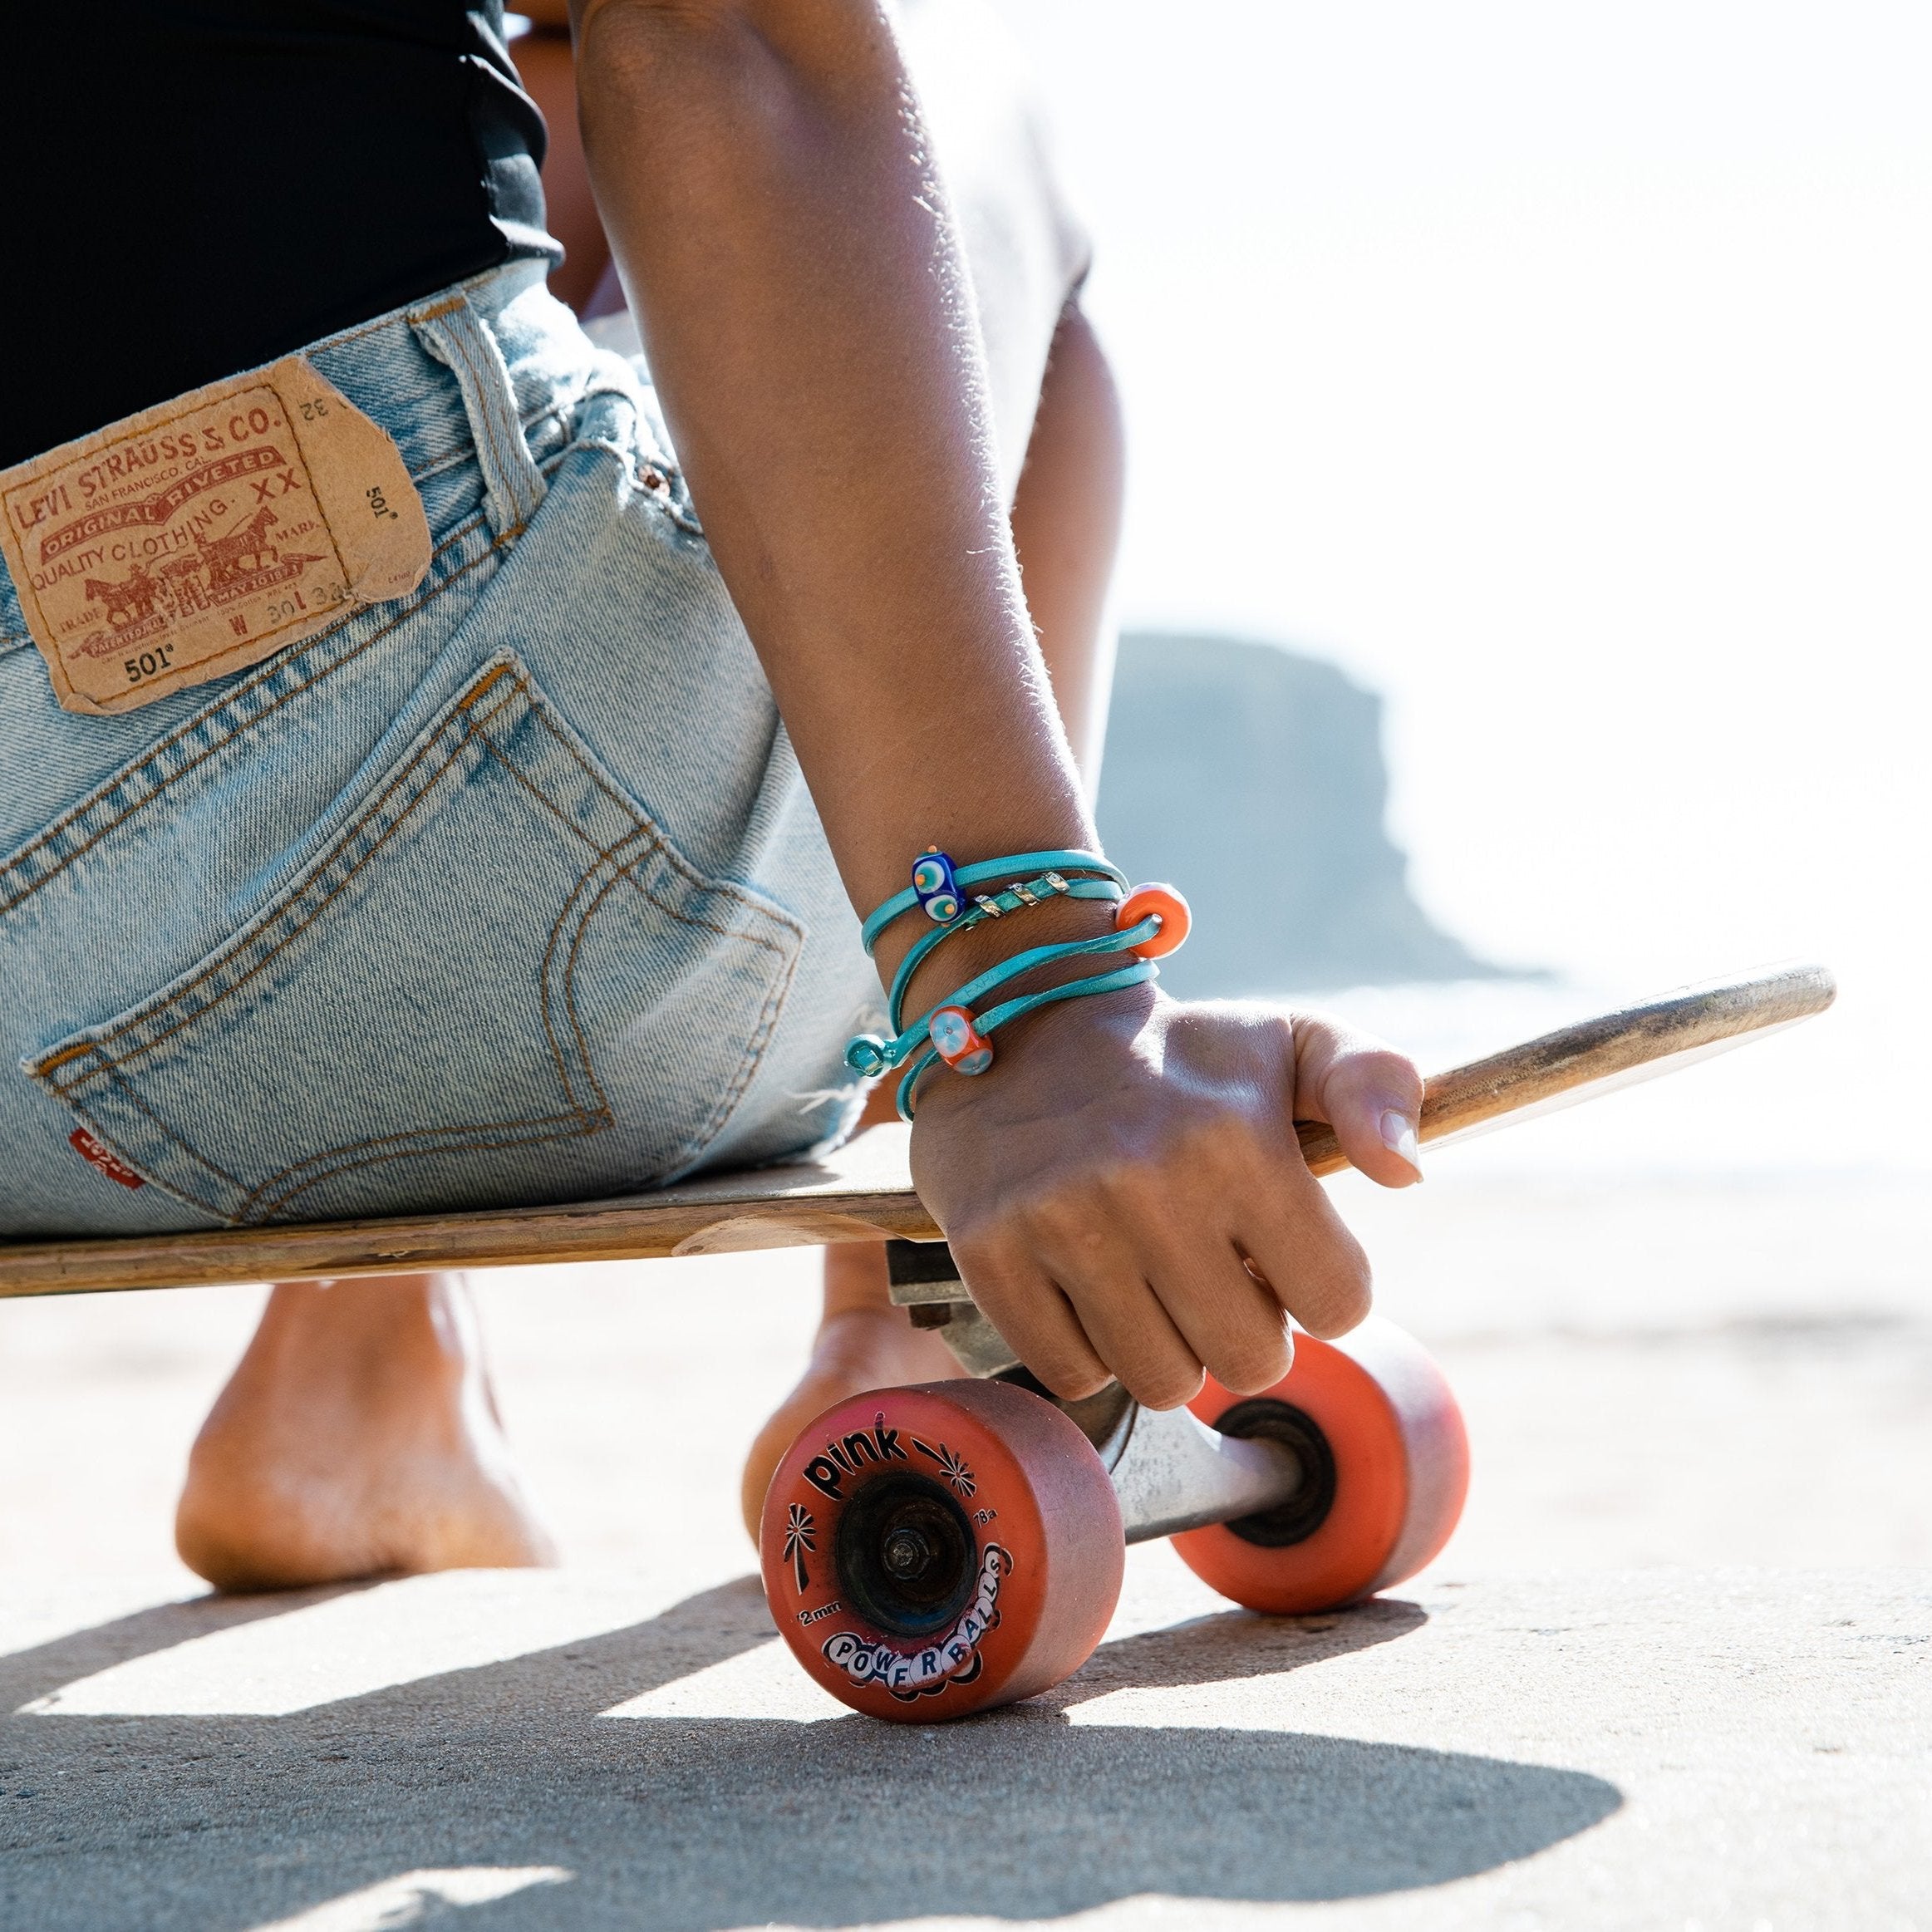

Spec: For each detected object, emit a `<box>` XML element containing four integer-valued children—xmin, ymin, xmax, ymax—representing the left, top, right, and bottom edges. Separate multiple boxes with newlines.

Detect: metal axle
<box><xmin>885</xmin><ymin>1241</ymin><xmax>1304</xmax><ymax>1544</ymax></box>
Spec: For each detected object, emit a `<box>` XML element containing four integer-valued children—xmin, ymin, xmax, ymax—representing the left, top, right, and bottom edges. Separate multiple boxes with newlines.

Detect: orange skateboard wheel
<box><xmin>1171</xmin><ymin>1317</ymin><xmax>1468</xmax><ymax>1613</ymax></box>
<box><xmin>760</xmin><ymin>1378</ymin><xmax>1124</xmax><ymax>1722</ymax></box>
<box><xmin>1115</xmin><ymin>882</ymin><xmax>1191</xmax><ymax>959</ymax></box>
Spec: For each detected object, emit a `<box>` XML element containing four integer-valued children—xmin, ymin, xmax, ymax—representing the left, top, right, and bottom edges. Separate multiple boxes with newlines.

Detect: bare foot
<box><xmin>739</xmin><ymin>1241</ymin><xmax>959</xmax><ymax>1541</ymax></box>
<box><xmin>176</xmin><ymin>1272</ymin><xmax>558</xmax><ymax>1592</ymax></box>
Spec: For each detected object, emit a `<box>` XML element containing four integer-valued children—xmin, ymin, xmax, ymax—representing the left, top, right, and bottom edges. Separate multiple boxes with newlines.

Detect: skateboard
<box><xmin>0</xmin><ymin>964</ymin><xmax>1832</xmax><ymax>1722</ymax></box>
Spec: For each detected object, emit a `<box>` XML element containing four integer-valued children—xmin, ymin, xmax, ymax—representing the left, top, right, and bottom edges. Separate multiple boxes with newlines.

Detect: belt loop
<box><xmin>410</xmin><ymin>295</ymin><xmax>546</xmax><ymax>540</ymax></box>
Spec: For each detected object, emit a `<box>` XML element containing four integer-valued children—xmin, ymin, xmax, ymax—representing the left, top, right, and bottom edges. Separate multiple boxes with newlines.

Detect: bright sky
<box><xmin>991</xmin><ymin>0</ymin><xmax>1932</xmax><ymax>1175</ymax></box>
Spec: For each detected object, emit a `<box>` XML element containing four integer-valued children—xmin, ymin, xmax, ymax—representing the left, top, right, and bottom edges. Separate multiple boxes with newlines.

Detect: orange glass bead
<box><xmin>930</xmin><ymin>1005</ymin><xmax>994</xmax><ymax>1074</ymax></box>
<box><xmin>1116</xmin><ymin>882</ymin><xmax>1191</xmax><ymax>959</ymax></box>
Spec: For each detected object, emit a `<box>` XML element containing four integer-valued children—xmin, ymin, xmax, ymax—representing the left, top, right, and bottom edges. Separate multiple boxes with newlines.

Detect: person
<box><xmin>0</xmin><ymin>0</ymin><xmax>1423</xmax><ymax>1590</ymax></box>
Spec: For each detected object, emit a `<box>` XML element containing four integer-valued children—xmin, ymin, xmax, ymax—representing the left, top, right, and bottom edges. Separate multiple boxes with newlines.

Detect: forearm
<box><xmin>573</xmin><ymin>0</ymin><xmax>1097</xmax><ymax>988</ymax></box>
<box><xmin>569</xmin><ymin>6</ymin><xmax>1413</xmax><ymax>1415</ymax></box>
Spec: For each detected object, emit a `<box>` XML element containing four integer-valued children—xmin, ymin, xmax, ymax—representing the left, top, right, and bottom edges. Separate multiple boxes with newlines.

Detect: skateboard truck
<box><xmin>886</xmin><ymin>1237</ymin><xmax>1310</xmax><ymax>1543</ymax></box>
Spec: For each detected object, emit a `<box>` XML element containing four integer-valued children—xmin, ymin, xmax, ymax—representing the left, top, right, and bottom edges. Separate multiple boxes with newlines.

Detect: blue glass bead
<box><xmin>912</xmin><ymin>849</ymin><xmax>962</xmax><ymax>924</ymax></box>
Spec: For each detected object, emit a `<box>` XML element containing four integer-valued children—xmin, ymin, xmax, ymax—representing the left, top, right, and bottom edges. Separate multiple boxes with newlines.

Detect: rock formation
<box><xmin>1096</xmin><ymin>632</ymin><xmax>1501</xmax><ymax>997</ymax></box>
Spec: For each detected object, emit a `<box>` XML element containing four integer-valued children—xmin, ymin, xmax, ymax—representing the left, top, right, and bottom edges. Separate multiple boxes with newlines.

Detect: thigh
<box><xmin>897</xmin><ymin>0</ymin><xmax>1093</xmax><ymax>502</ymax></box>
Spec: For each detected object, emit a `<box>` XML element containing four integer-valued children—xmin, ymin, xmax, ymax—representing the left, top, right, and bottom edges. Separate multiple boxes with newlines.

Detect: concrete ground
<box><xmin>0</xmin><ymin>1172</ymin><xmax>1926</xmax><ymax>1930</ymax></box>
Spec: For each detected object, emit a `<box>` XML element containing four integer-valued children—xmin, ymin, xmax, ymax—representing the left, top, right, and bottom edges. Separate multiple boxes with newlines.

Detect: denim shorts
<box><xmin>0</xmin><ymin>263</ymin><xmax>882</xmax><ymax>1239</ymax></box>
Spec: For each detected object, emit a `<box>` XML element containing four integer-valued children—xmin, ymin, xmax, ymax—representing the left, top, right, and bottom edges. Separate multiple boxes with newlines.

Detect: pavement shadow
<box><xmin>1047</xmin><ymin>1594</ymin><xmax>1428</xmax><ymax>1711</ymax></box>
<box><xmin>0</xmin><ymin>1581</ymin><xmax>1621</xmax><ymax>1931</ymax></box>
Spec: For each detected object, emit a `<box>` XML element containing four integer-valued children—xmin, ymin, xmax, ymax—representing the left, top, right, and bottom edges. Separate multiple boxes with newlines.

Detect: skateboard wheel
<box><xmin>760</xmin><ymin>1378</ymin><xmax>1123</xmax><ymax>1722</ymax></box>
<box><xmin>1171</xmin><ymin>1316</ymin><xmax>1467</xmax><ymax>1614</ymax></box>
<box><xmin>1116</xmin><ymin>882</ymin><xmax>1191</xmax><ymax>959</ymax></box>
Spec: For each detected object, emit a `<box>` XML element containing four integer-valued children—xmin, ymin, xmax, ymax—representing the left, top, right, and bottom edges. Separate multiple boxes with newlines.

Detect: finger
<box><xmin>1118</xmin><ymin>1204</ymin><xmax>1292</xmax><ymax>1397</ymax></box>
<box><xmin>1291</xmin><ymin>1011</ymin><xmax>1425</xmax><ymax>1187</ymax></box>
<box><xmin>1236</xmin><ymin>1155</ymin><xmax>1374</xmax><ymax>1340</ymax></box>
<box><xmin>948</xmin><ymin>1229</ymin><xmax>1113</xmax><ymax>1402</ymax></box>
<box><xmin>1064</xmin><ymin>1277</ymin><xmax>1203</xmax><ymax>1410</ymax></box>
<box><xmin>1025</xmin><ymin>1207</ymin><xmax>1206</xmax><ymax>1409</ymax></box>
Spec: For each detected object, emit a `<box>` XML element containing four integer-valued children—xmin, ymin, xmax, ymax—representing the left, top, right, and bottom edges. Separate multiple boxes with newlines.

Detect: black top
<box><xmin>1</xmin><ymin>2</ymin><xmax>557</xmax><ymax>468</ymax></box>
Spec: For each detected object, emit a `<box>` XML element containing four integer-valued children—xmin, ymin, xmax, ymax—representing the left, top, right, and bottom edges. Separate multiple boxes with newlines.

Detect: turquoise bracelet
<box><xmin>893</xmin><ymin>959</ymin><xmax>1159</xmax><ymax>1120</ymax></box>
<box><xmin>860</xmin><ymin>848</ymin><xmax>1124</xmax><ymax>954</ymax></box>
<box><xmin>848</xmin><ymin>913</ymin><xmax>1161</xmax><ymax>1079</ymax></box>
<box><xmin>884</xmin><ymin>870</ymin><xmax>1124</xmax><ymax>1035</ymax></box>
<box><xmin>853</xmin><ymin>848</ymin><xmax>1192</xmax><ymax>1122</ymax></box>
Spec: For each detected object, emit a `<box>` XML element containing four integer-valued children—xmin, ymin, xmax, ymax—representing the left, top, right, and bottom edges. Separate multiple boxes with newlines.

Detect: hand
<box><xmin>907</xmin><ymin>989</ymin><xmax>1423</xmax><ymax>1410</ymax></box>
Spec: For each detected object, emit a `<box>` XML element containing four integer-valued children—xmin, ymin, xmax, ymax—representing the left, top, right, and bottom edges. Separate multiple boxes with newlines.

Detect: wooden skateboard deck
<box><xmin>0</xmin><ymin>964</ymin><xmax>1833</xmax><ymax>1300</ymax></box>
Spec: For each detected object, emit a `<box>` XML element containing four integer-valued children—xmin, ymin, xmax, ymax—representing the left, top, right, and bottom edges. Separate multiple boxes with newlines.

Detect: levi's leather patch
<box><xmin>0</xmin><ymin>356</ymin><xmax>430</xmax><ymax>715</ymax></box>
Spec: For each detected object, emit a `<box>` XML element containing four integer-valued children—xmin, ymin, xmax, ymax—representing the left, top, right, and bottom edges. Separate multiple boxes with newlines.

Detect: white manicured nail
<box><xmin>1379</xmin><ymin>1110</ymin><xmax>1423</xmax><ymax>1178</ymax></box>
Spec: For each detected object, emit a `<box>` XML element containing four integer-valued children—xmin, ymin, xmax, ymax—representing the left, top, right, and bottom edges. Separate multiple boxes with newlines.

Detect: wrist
<box><xmin>908</xmin><ymin>976</ymin><xmax>1161</xmax><ymax>1129</ymax></box>
<box><xmin>856</xmin><ymin>847</ymin><xmax>1187</xmax><ymax>1117</ymax></box>
<box><xmin>885</xmin><ymin>892</ymin><xmax>1122</xmax><ymax>1024</ymax></box>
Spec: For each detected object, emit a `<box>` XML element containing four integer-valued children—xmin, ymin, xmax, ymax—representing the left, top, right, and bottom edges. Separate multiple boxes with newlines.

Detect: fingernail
<box><xmin>1379</xmin><ymin>1109</ymin><xmax>1423</xmax><ymax>1179</ymax></box>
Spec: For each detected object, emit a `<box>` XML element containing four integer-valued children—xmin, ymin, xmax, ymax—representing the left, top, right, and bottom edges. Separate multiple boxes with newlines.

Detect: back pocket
<box><xmin>30</xmin><ymin>654</ymin><xmax>802</xmax><ymax>1225</ymax></box>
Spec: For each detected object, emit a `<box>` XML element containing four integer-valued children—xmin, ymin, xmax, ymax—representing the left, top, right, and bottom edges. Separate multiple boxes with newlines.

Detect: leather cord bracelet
<box><xmin>851</xmin><ymin>846</ymin><xmax>1194</xmax><ymax>1121</ymax></box>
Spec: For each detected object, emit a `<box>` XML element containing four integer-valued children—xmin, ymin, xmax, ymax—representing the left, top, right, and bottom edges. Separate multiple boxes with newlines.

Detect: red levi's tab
<box><xmin>70</xmin><ymin>1126</ymin><xmax>146</xmax><ymax>1189</ymax></box>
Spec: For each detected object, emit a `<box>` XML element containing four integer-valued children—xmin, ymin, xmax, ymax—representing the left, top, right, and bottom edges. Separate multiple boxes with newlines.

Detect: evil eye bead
<box><xmin>912</xmin><ymin>848</ymin><xmax>963</xmax><ymax>924</ymax></box>
<box><xmin>930</xmin><ymin>1005</ymin><xmax>994</xmax><ymax>1075</ymax></box>
<box><xmin>1116</xmin><ymin>882</ymin><xmax>1192</xmax><ymax>960</ymax></box>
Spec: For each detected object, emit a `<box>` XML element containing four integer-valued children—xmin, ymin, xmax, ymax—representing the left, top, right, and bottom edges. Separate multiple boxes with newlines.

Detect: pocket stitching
<box><xmin>551</xmin><ymin>842</ymin><xmax>799</xmax><ymax>1177</ymax></box>
<box><xmin>239</xmin><ymin>838</ymin><xmax>792</xmax><ymax>1213</ymax></box>
<box><xmin>479</xmin><ymin>692</ymin><xmax>804</xmax><ymax>1167</ymax></box>
<box><xmin>243</xmin><ymin>1109</ymin><xmax>607</xmax><ymax>1222</ymax></box>
<box><xmin>542</xmin><ymin>826</ymin><xmax>657</xmax><ymax>1127</ymax></box>
<box><xmin>663</xmin><ymin>896</ymin><xmax>800</xmax><ymax>1174</ymax></box>
<box><xmin>228</xmin><ymin>784</ymin><xmax>638</xmax><ymax>1217</ymax></box>
<box><xmin>43</xmin><ymin>657</ymin><xmax>804</xmax><ymax>1222</ymax></box>
<box><xmin>234</xmin><ymin>707</ymin><xmax>799</xmax><ymax>1215</ymax></box>
<box><xmin>471</xmin><ymin>670</ymin><xmax>804</xmax><ymax>1170</ymax></box>
<box><xmin>473</xmin><ymin>710</ymin><xmax>800</xmax><ymax>961</ymax></box>
<box><xmin>256</xmin><ymin>1124</ymin><xmax>610</xmax><ymax>1219</ymax></box>
<box><xmin>37</xmin><ymin>672</ymin><xmax>527</xmax><ymax>1080</ymax></box>
<box><xmin>244</xmin><ymin>831</ymin><xmax>804</xmax><ymax>1220</ymax></box>
<box><xmin>86</xmin><ymin>1057</ymin><xmax>249</xmax><ymax>1218</ymax></box>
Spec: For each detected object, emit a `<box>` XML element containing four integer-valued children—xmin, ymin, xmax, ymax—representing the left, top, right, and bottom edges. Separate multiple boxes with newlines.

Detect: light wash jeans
<box><xmin>0</xmin><ymin>263</ymin><xmax>879</xmax><ymax>1238</ymax></box>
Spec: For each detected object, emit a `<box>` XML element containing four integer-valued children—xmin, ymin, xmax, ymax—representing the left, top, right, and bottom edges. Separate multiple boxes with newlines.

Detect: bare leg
<box><xmin>739</xmin><ymin>297</ymin><xmax>1127</xmax><ymax>1540</ymax></box>
<box><xmin>1010</xmin><ymin>299</ymin><xmax>1128</xmax><ymax>785</ymax></box>
<box><xmin>175</xmin><ymin>1273</ymin><xmax>555</xmax><ymax>1592</ymax></box>
<box><xmin>738</xmin><ymin>1159</ymin><xmax>959</xmax><ymax>1540</ymax></box>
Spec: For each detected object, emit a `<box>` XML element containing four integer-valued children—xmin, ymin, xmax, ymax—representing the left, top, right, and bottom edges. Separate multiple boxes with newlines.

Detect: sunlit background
<box><xmin>994</xmin><ymin>0</ymin><xmax>1932</xmax><ymax>1177</ymax></box>
<box><xmin>0</xmin><ymin>33</ymin><xmax>1925</xmax><ymax>1926</ymax></box>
